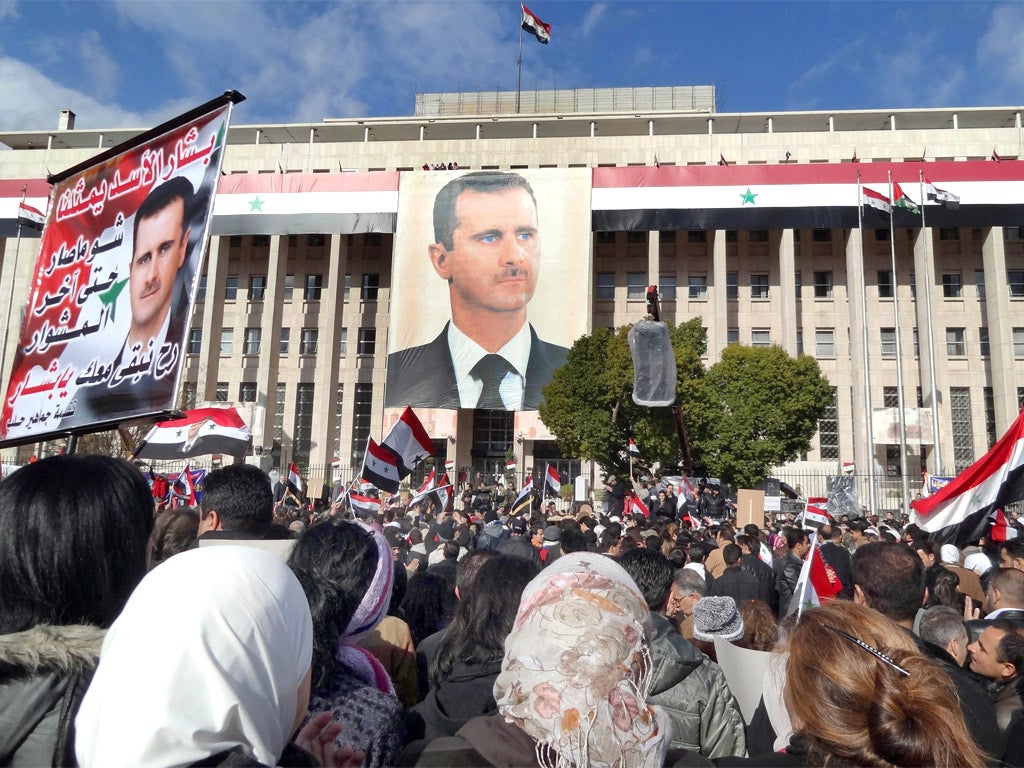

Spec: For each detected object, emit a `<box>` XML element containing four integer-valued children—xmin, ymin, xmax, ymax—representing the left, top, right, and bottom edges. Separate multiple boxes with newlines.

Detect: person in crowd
<box><xmin>619</xmin><ymin>549</ymin><xmax>746</xmax><ymax>758</ymax></box>
<box><xmin>287</xmin><ymin>520</ymin><xmax>405</xmax><ymax>768</ymax></box>
<box><xmin>940</xmin><ymin>542</ymin><xmax>987</xmax><ymax>605</ymax></box>
<box><xmin>718</xmin><ymin>600</ymin><xmax>989</xmax><ymax>767</ymax></box>
<box><xmin>0</xmin><ymin>456</ymin><xmax>154</xmax><ymax>766</ymax></box>
<box><xmin>734</xmin><ymin>599</ymin><xmax>780</xmax><ymax>652</ymax></box>
<box><xmin>702</xmin><ymin>525</ymin><xmax>731</xmax><ymax>580</ymax></box>
<box><xmin>75</xmin><ymin>546</ymin><xmax>355</xmax><ymax>767</ymax></box>
<box><xmin>999</xmin><ymin>538</ymin><xmax>1024</xmax><ymax>572</ymax></box>
<box><xmin>772</xmin><ymin>528</ymin><xmax>807</xmax><ymax>612</ymax></box>
<box><xmin>148</xmin><ymin>506</ymin><xmax>199</xmax><ymax>566</ymax></box>
<box><xmin>360</xmin><ymin>561</ymin><xmax>419</xmax><ymax>708</ymax></box>
<box><xmin>966</xmin><ymin>566</ymin><xmax>1024</xmax><ymax>642</ymax></box>
<box><xmin>919</xmin><ymin>605</ymin><xmax>970</xmax><ymax>667</ymax></box>
<box><xmin>690</xmin><ymin>596</ymin><xmax>744</xmax><ymax>663</ymax></box>
<box><xmin>852</xmin><ymin>541</ymin><xmax>1002</xmax><ymax>758</ymax></box>
<box><xmin>736</xmin><ymin>533</ymin><xmax>777</xmax><ymax>613</ymax></box>
<box><xmin>404</xmin><ymin>555</ymin><xmax>539</xmax><ymax>760</ymax></box>
<box><xmin>709</xmin><ymin>543</ymin><xmax>762</xmax><ymax>607</ymax></box>
<box><xmin>817</xmin><ymin>524</ymin><xmax>854</xmax><ymax>600</ymax></box>
<box><xmin>967</xmin><ymin>619</ymin><xmax>1024</xmax><ymax>741</ymax></box>
<box><xmin>915</xmin><ymin>540</ymin><xmax>947</xmax><ymax>603</ymax></box>
<box><xmin>667</xmin><ymin>565</ymin><xmax>709</xmax><ymax>641</ymax></box>
<box><xmin>416</xmin><ymin>553</ymin><xmax>675</xmax><ymax>767</ymax></box>
<box><xmin>196</xmin><ymin>463</ymin><xmax>275</xmax><ymax>540</ymax></box>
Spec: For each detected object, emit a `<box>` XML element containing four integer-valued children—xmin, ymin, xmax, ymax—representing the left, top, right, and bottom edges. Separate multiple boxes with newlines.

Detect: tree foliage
<box><xmin>540</xmin><ymin>324</ymin><xmax>833</xmax><ymax>487</ymax></box>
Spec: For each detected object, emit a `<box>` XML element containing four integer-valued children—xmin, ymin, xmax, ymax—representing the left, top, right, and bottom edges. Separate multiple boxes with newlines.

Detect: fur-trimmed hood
<box><xmin>0</xmin><ymin>624</ymin><xmax>105</xmax><ymax>680</ymax></box>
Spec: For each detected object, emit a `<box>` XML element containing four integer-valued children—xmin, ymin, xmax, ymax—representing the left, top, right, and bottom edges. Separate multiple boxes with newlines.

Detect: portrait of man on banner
<box><xmin>385</xmin><ymin>169</ymin><xmax>589</xmax><ymax>411</ymax></box>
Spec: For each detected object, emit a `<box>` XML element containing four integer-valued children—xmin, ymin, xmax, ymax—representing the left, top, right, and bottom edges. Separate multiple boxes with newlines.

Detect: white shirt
<box><xmin>448</xmin><ymin>322</ymin><xmax>532</xmax><ymax>409</ymax></box>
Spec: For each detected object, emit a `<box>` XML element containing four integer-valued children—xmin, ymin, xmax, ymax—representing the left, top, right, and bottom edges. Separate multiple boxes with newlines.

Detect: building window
<box><xmin>279</xmin><ymin>328</ymin><xmax>290</xmax><ymax>355</ymax></box>
<box><xmin>794</xmin><ymin>270</ymin><xmax>802</xmax><ymax>298</ymax></box>
<box><xmin>913</xmin><ymin>327</ymin><xmax>919</xmax><ymax>357</ymax></box>
<box><xmin>951</xmin><ymin>387</ymin><xmax>974</xmax><ymax>473</ymax></box>
<box><xmin>304</xmin><ymin>274</ymin><xmax>323</xmax><ymax>301</ymax></box>
<box><xmin>687</xmin><ymin>230</ymin><xmax>707</xmax><ymax>243</ymax></box>
<box><xmin>252</xmin><ymin>234</ymin><xmax>270</xmax><ymax>248</ymax></box>
<box><xmin>239</xmin><ymin>382</ymin><xmax>257</xmax><ymax>403</ymax></box>
<box><xmin>243</xmin><ymin>327</ymin><xmax>261</xmax><ymax>355</ymax></box>
<box><xmin>344</xmin><ymin>274</ymin><xmax>352</xmax><ymax>302</ymax></box>
<box><xmin>751</xmin><ymin>273</ymin><xmax>770</xmax><ymax>299</ymax></box>
<box><xmin>659</xmin><ymin>273</ymin><xmax>677</xmax><ymax>301</ymax></box>
<box><xmin>812</xmin><ymin>229</ymin><xmax>831</xmax><ymax>242</ymax></box>
<box><xmin>626</xmin><ymin>272</ymin><xmax>646</xmax><ymax>300</ymax></box>
<box><xmin>351</xmin><ymin>384</ymin><xmax>373</xmax><ymax>463</ymax></box>
<box><xmin>813</xmin><ymin>271</ymin><xmax>833</xmax><ymax>298</ymax></box>
<box><xmin>215</xmin><ymin>382</ymin><xmax>229</xmax><ymax>402</ymax></box>
<box><xmin>339</xmin><ymin>328</ymin><xmax>348</xmax><ymax>356</ymax></box>
<box><xmin>357</xmin><ymin>328</ymin><xmax>376</xmax><ymax>355</ymax></box>
<box><xmin>300</xmin><ymin>328</ymin><xmax>318</xmax><ymax>355</ymax></box>
<box><xmin>751</xmin><ymin>329</ymin><xmax>771</xmax><ymax>347</ymax></box>
<box><xmin>883</xmin><ymin>386</ymin><xmax>899</xmax><ymax>408</ymax></box>
<box><xmin>726</xmin><ymin>230</ymin><xmax>738</xmax><ymax>243</ymax></box>
<box><xmin>880</xmin><ymin>327</ymin><xmax>897</xmax><ymax>358</ymax></box>
<box><xmin>293</xmin><ymin>383</ymin><xmax>315</xmax><ymax>468</ymax></box>
<box><xmin>220</xmin><ymin>328</ymin><xmax>233</xmax><ymax>356</ymax></box>
<box><xmin>188</xmin><ymin>329</ymin><xmax>202</xmax><ymax>355</ymax></box>
<box><xmin>984</xmin><ymin>387</ymin><xmax>997</xmax><ymax>449</ymax></box>
<box><xmin>274</xmin><ymin>383</ymin><xmax>286</xmax><ymax>442</ymax></box>
<box><xmin>796</xmin><ymin>330</ymin><xmax>804</xmax><ymax>356</ymax></box>
<box><xmin>726</xmin><ymin>272</ymin><xmax>738</xmax><ymax>300</ymax></box>
<box><xmin>727</xmin><ymin>328</ymin><xmax>739</xmax><ymax>345</ymax></box>
<box><xmin>626</xmin><ymin>231</ymin><xmax>646</xmax><ymax>244</ymax></box>
<box><xmin>283</xmin><ymin>274</ymin><xmax>294</xmax><ymax>302</ymax></box>
<box><xmin>815</xmin><ymin>329</ymin><xmax>835</xmax><ymax>358</ymax></box>
<box><xmin>596</xmin><ymin>272</ymin><xmax>615</xmax><ymax>300</ymax></box>
<box><xmin>249</xmin><ymin>275</ymin><xmax>266</xmax><ymax>301</ymax></box>
<box><xmin>595</xmin><ymin>231</ymin><xmax>616</xmax><ymax>245</ymax></box>
<box><xmin>688</xmin><ymin>275</ymin><xmax>708</xmax><ymax>300</ymax></box>
<box><xmin>878</xmin><ymin>270</ymin><xmax>894</xmax><ymax>298</ymax></box>
<box><xmin>946</xmin><ymin>327</ymin><xmax>966</xmax><ymax>357</ymax></box>
<box><xmin>885</xmin><ymin>444</ymin><xmax>903</xmax><ymax>477</ymax></box>
<box><xmin>1009</xmin><ymin>271</ymin><xmax>1024</xmax><ymax>298</ymax></box>
<box><xmin>975</xmin><ymin>270</ymin><xmax>986</xmax><ymax>300</ymax></box>
<box><xmin>749</xmin><ymin>230</ymin><xmax>769</xmax><ymax>243</ymax></box>
<box><xmin>980</xmin><ymin>327</ymin><xmax>990</xmax><ymax>357</ymax></box>
<box><xmin>938</xmin><ymin>227</ymin><xmax>959</xmax><ymax>241</ymax></box>
<box><xmin>659</xmin><ymin>230</ymin><xmax>677</xmax><ymax>244</ymax></box>
<box><xmin>1014</xmin><ymin>327</ymin><xmax>1024</xmax><ymax>358</ymax></box>
<box><xmin>196</xmin><ymin>274</ymin><xmax>207</xmax><ymax>303</ymax></box>
<box><xmin>361</xmin><ymin>273</ymin><xmax>380</xmax><ymax>301</ymax></box>
<box><xmin>308</xmin><ymin>234</ymin><xmax>326</xmax><ymax>247</ymax></box>
<box><xmin>875</xmin><ymin>228</ymin><xmax>890</xmax><ymax>241</ymax></box>
<box><xmin>942</xmin><ymin>273</ymin><xmax>962</xmax><ymax>298</ymax></box>
<box><xmin>224</xmin><ymin>276</ymin><xmax>238</xmax><ymax>301</ymax></box>
<box><xmin>818</xmin><ymin>387</ymin><xmax>839</xmax><ymax>460</ymax></box>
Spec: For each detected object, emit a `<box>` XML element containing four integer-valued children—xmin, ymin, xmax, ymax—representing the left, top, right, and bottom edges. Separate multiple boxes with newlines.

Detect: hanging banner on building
<box><xmin>0</xmin><ymin>93</ymin><xmax>242</xmax><ymax>444</ymax></box>
<box><xmin>871</xmin><ymin>407</ymin><xmax>934</xmax><ymax>445</ymax></box>
<box><xmin>385</xmin><ymin>168</ymin><xmax>590</xmax><ymax>412</ymax></box>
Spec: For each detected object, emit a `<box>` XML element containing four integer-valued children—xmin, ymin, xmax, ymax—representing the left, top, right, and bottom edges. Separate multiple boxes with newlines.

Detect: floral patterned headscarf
<box><xmin>493</xmin><ymin>552</ymin><xmax>669</xmax><ymax>768</ymax></box>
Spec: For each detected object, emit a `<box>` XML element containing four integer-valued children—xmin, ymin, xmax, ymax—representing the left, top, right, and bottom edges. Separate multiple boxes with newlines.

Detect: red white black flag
<box><xmin>132</xmin><ymin>407</ymin><xmax>251</xmax><ymax>460</ymax></box>
<box><xmin>521</xmin><ymin>4</ymin><xmax>551</xmax><ymax>43</ymax></box>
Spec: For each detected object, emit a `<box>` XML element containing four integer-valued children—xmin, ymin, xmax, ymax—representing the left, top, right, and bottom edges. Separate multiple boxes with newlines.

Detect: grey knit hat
<box><xmin>692</xmin><ymin>596</ymin><xmax>744</xmax><ymax>642</ymax></box>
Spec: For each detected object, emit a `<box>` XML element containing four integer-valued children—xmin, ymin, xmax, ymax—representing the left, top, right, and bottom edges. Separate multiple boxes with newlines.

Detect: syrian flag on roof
<box><xmin>892</xmin><ymin>182</ymin><xmax>920</xmax><ymax>214</ymax></box>
<box><xmin>362</xmin><ymin>438</ymin><xmax>402</xmax><ymax>493</ymax></box>
<box><xmin>910</xmin><ymin>409</ymin><xmax>1024</xmax><ymax>546</ymax></box>
<box><xmin>861</xmin><ymin>186</ymin><xmax>892</xmax><ymax>215</ymax></box>
<box><xmin>132</xmin><ymin>407</ymin><xmax>252</xmax><ymax>460</ymax></box>
<box><xmin>382</xmin><ymin>406</ymin><xmax>433</xmax><ymax>477</ymax></box>
<box><xmin>521</xmin><ymin>4</ymin><xmax>551</xmax><ymax>43</ymax></box>
<box><xmin>924</xmin><ymin>178</ymin><xmax>960</xmax><ymax>209</ymax></box>
<box><xmin>17</xmin><ymin>201</ymin><xmax>45</xmax><ymax>230</ymax></box>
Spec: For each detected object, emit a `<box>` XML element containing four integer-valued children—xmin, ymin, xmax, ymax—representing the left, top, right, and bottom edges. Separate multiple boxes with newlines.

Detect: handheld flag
<box><xmin>362</xmin><ymin>438</ymin><xmax>402</xmax><ymax>493</ymax></box>
<box><xmin>409</xmin><ymin>469</ymin><xmax>437</xmax><ymax>507</ymax></box>
<box><xmin>132</xmin><ymin>407</ymin><xmax>252</xmax><ymax>460</ymax></box>
<box><xmin>382</xmin><ymin>406</ymin><xmax>433</xmax><ymax>476</ymax></box>
<box><xmin>171</xmin><ymin>463</ymin><xmax>197</xmax><ymax>507</ymax></box>
<box><xmin>625</xmin><ymin>492</ymin><xmax>650</xmax><ymax>519</ymax></box>
<box><xmin>287</xmin><ymin>462</ymin><xmax>304</xmax><ymax>498</ymax></box>
<box><xmin>511</xmin><ymin>476</ymin><xmax>534</xmax><ymax>516</ymax></box>
<box><xmin>521</xmin><ymin>4</ymin><xmax>551</xmax><ymax>43</ymax></box>
<box><xmin>434</xmin><ymin>472</ymin><xmax>453</xmax><ymax>512</ymax></box>
<box><xmin>545</xmin><ymin>464</ymin><xmax>561</xmax><ymax>496</ymax></box>
<box><xmin>628</xmin><ymin>438</ymin><xmax>642</xmax><ymax>459</ymax></box>
<box><xmin>349</xmin><ymin>492</ymin><xmax>381</xmax><ymax>517</ymax></box>
<box><xmin>786</xmin><ymin>534</ymin><xmax>841</xmax><ymax>619</ymax></box>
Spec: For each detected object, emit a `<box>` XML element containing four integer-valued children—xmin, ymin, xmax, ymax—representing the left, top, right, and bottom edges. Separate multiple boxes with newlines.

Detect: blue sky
<box><xmin>0</xmin><ymin>1</ymin><xmax>1022</xmax><ymax>132</ymax></box>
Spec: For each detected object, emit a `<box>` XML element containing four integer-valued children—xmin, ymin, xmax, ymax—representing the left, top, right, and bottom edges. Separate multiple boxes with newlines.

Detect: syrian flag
<box><xmin>409</xmin><ymin>469</ymin><xmax>437</xmax><ymax>507</ymax></box>
<box><xmin>625</xmin><ymin>492</ymin><xmax>650</xmax><ymax>519</ymax></box>
<box><xmin>861</xmin><ymin>186</ymin><xmax>891</xmax><ymax>215</ymax></box>
<box><xmin>132</xmin><ymin>407</ymin><xmax>252</xmax><ymax>460</ymax></box>
<box><xmin>892</xmin><ymin>182</ymin><xmax>920</xmax><ymax>214</ymax></box>
<box><xmin>521</xmin><ymin>4</ymin><xmax>550</xmax><ymax>43</ymax></box>
<box><xmin>286</xmin><ymin>461</ymin><xmax>304</xmax><ymax>498</ymax></box>
<box><xmin>511</xmin><ymin>476</ymin><xmax>534</xmax><ymax>516</ymax></box>
<box><xmin>991</xmin><ymin>508</ymin><xmax>1020</xmax><ymax>542</ymax></box>
<box><xmin>910</xmin><ymin>410</ymin><xmax>1024</xmax><ymax>546</ymax></box>
<box><xmin>924</xmin><ymin>178</ymin><xmax>960</xmax><ymax>209</ymax></box>
<box><xmin>544</xmin><ymin>464</ymin><xmax>561</xmax><ymax>496</ymax></box>
<box><xmin>803</xmin><ymin>498</ymin><xmax>830</xmax><ymax>529</ymax></box>
<box><xmin>349</xmin><ymin>492</ymin><xmax>381</xmax><ymax>517</ymax></box>
<box><xmin>445</xmin><ymin>459</ymin><xmax>455</xmax><ymax>473</ymax></box>
<box><xmin>786</xmin><ymin>534</ymin><xmax>841</xmax><ymax>618</ymax></box>
<box><xmin>362</xmin><ymin>438</ymin><xmax>402</xmax><ymax>493</ymax></box>
<box><xmin>171</xmin><ymin>463</ymin><xmax>197</xmax><ymax>507</ymax></box>
<box><xmin>628</xmin><ymin>438</ymin><xmax>642</xmax><ymax>459</ymax></box>
<box><xmin>17</xmin><ymin>201</ymin><xmax>45</xmax><ymax>230</ymax></box>
<box><xmin>433</xmin><ymin>473</ymin><xmax>453</xmax><ymax>512</ymax></box>
<box><xmin>506</xmin><ymin>460</ymin><xmax>517</xmax><ymax>472</ymax></box>
<box><xmin>382</xmin><ymin>406</ymin><xmax>432</xmax><ymax>477</ymax></box>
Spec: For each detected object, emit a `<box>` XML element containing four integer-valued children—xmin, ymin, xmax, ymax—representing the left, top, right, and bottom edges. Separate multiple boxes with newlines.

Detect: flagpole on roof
<box><xmin>516</xmin><ymin>6</ymin><xmax>524</xmax><ymax>114</ymax></box>
<box><xmin>857</xmin><ymin>172</ymin><xmax>879</xmax><ymax>516</ymax></box>
<box><xmin>888</xmin><ymin>170</ymin><xmax>912</xmax><ymax>516</ymax></box>
<box><xmin>918</xmin><ymin>169</ymin><xmax>943</xmax><ymax>477</ymax></box>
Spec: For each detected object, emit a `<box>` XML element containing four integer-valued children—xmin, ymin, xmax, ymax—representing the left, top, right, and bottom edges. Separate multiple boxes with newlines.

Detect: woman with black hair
<box><xmin>288</xmin><ymin>520</ymin><xmax>406</xmax><ymax>768</ymax></box>
<box><xmin>0</xmin><ymin>455</ymin><xmax>154</xmax><ymax>766</ymax></box>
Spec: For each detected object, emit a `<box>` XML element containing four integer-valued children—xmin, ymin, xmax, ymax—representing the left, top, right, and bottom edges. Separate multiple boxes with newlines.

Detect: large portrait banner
<box><xmin>385</xmin><ymin>168</ymin><xmax>591</xmax><ymax>414</ymax></box>
<box><xmin>0</xmin><ymin>98</ymin><xmax>236</xmax><ymax>443</ymax></box>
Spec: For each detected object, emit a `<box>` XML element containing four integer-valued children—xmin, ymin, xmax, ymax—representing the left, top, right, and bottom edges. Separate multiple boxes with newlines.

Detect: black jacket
<box><xmin>818</xmin><ymin>541</ymin><xmax>854</xmax><ymax>600</ymax></box>
<box><xmin>709</xmin><ymin>565</ymin><xmax>764</xmax><ymax>607</ymax></box>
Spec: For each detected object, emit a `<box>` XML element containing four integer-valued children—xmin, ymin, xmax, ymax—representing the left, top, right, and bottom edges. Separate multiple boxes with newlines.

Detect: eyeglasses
<box><xmin>824</xmin><ymin>624</ymin><xmax>910</xmax><ymax>676</ymax></box>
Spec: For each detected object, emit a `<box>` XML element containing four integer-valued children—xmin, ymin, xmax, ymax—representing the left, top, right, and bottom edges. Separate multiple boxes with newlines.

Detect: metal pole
<box><xmin>919</xmin><ymin>170</ymin><xmax>943</xmax><ymax>475</ymax></box>
<box><xmin>857</xmin><ymin>174</ymin><xmax>878</xmax><ymax>515</ymax></box>
<box><xmin>888</xmin><ymin>171</ymin><xmax>912</xmax><ymax>515</ymax></box>
<box><xmin>516</xmin><ymin>19</ymin><xmax>523</xmax><ymax>114</ymax></box>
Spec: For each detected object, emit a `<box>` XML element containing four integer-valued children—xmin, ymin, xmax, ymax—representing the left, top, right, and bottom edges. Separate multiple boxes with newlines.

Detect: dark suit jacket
<box><xmin>819</xmin><ymin>541</ymin><xmax>854</xmax><ymax>600</ymax></box>
<box><xmin>385</xmin><ymin>322</ymin><xmax>569</xmax><ymax>410</ymax></box>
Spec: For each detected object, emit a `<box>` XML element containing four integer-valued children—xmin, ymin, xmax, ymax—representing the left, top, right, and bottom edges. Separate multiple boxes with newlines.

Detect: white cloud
<box><xmin>0</xmin><ymin>0</ymin><xmax>15</xmax><ymax>21</ymax></box>
<box><xmin>76</xmin><ymin>29</ymin><xmax>120</xmax><ymax>102</ymax></box>
<box><xmin>580</xmin><ymin>3</ymin><xmax>608</xmax><ymax>38</ymax></box>
<box><xmin>979</xmin><ymin>4</ymin><xmax>1024</xmax><ymax>92</ymax></box>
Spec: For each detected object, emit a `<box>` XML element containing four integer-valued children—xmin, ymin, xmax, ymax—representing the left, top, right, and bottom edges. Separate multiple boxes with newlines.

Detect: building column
<box><xmin>254</xmin><ymin>235</ymin><xmax>288</xmax><ymax>454</ymax></box>
<box><xmin>912</xmin><ymin>227</ymin><xmax>946</xmax><ymax>473</ymax></box>
<box><xmin>710</xmin><ymin>230</ymin><xmax>727</xmax><ymax>360</ymax></box>
<box><xmin>648</xmin><ymin>230</ymin><xmax>660</xmax><ymax>305</ymax></box>
<box><xmin>778</xmin><ymin>229</ymin><xmax>798</xmax><ymax>355</ymax></box>
<box><xmin>982</xmin><ymin>226</ymin><xmax>1017</xmax><ymax>433</ymax></box>
<box><xmin>309</xmin><ymin>234</ymin><xmax>348</xmax><ymax>475</ymax></box>
<box><xmin>196</xmin><ymin>236</ymin><xmax>227</xmax><ymax>401</ymax></box>
<box><xmin>845</xmin><ymin>227</ymin><xmax>871</xmax><ymax>483</ymax></box>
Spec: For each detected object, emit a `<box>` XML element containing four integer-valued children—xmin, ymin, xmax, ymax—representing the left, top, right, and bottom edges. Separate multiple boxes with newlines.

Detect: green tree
<box><xmin>539</xmin><ymin>318</ymin><xmax>706</xmax><ymax>478</ymax></box>
<box><xmin>688</xmin><ymin>344</ymin><xmax>833</xmax><ymax>487</ymax></box>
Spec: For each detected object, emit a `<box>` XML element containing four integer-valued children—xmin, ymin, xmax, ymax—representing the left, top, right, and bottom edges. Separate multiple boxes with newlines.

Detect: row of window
<box><xmin>188</xmin><ymin>327</ymin><xmax>377</xmax><ymax>356</ymax></box>
<box><xmin>198</xmin><ymin>273</ymin><xmax>381</xmax><ymax>303</ymax></box>
<box><xmin>596</xmin><ymin>269</ymin><xmax>1024</xmax><ymax>301</ymax></box>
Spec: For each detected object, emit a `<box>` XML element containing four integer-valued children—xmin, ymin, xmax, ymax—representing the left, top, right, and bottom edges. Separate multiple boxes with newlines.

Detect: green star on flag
<box><xmin>249</xmin><ymin>196</ymin><xmax>265</xmax><ymax>212</ymax></box>
<box><xmin>98</xmin><ymin>278</ymin><xmax>128</xmax><ymax>325</ymax></box>
<box><xmin>740</xmin><ymin>188</ymin><xmax>758</xmax><ymax>205</ymax></box>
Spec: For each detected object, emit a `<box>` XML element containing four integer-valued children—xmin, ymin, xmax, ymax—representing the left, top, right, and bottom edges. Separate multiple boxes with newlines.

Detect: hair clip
<box><xmin>824</xmin><ymin>624</ymin><xmax>910</xmax><ymax>677</ymax></box>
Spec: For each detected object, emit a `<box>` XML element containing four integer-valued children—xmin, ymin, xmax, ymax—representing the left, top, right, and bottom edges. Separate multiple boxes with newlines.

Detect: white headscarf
<box><xmin>75</xmin><ymin>546</ymin><xmax>313</xmax><ymax>768</ymax></box>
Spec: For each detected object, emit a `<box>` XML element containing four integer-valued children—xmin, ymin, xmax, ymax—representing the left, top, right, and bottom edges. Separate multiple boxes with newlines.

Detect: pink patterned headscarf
<box><xmin>494</xmin><ymin>552</ymin><xmax>669</xmax><ymax>768</ymax></box>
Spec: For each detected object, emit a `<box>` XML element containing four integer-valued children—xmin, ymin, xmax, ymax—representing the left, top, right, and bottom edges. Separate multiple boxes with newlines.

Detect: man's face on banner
<box><xmin>430</xmin><ymin>186</ymin><xmax>540</xmax><ymax>317</ymax></box>
<box><xmin>129</xmin><ymin>197</ymin><xmax>189</xmax><ymax>343</ymax></box>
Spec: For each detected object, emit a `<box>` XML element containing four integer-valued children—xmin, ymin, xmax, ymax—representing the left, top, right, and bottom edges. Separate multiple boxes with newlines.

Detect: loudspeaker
<box><xmin>628</xmin><ymin>319</ymin><xmax>676</xmax><ymax>407</ymax></box>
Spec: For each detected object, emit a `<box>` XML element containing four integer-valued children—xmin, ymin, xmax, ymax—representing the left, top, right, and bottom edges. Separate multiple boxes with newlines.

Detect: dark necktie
<box><xmin>471</xmin><ymin>354</ymin><xmax>513</xmax><ymax>409</ymax></box>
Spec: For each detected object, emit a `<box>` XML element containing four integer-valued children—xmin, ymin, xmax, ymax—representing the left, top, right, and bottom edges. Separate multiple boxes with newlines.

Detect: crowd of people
<box><xmin>2</xmin><ymin>454</ymin><xmax>1023</xmax><ymax>767</ymax></box>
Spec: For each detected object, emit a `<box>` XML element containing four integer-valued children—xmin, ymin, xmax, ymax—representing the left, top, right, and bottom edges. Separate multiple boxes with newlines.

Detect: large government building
<box><xmin>1</xmin><ymin>86</ymin><xmax>1023</xmax><ymax>506</ymax></box>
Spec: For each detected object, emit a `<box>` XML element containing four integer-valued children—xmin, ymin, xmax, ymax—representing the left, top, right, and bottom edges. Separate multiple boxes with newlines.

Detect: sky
<box><xmin>0</xmin><ymin>1</ymin><xmax>1023</xmax><ymax>133</ymax></box>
